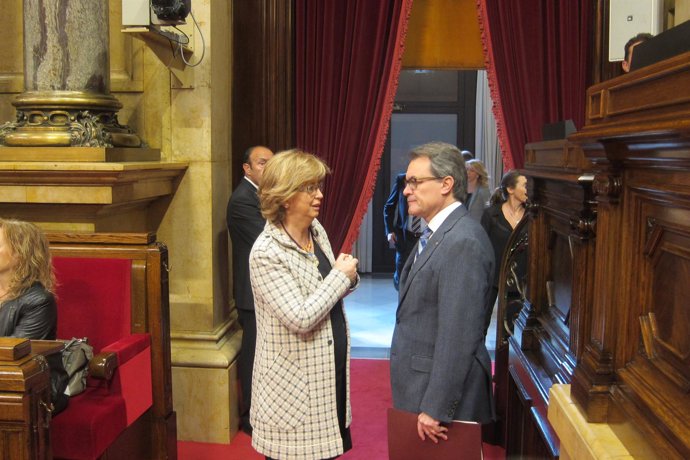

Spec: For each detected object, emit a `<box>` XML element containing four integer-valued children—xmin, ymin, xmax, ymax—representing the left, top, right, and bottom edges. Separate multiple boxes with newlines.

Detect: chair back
<box><xmin>53</xmin><ymin>257</ymin><xmax>132</xmax><ymax>354</ymax></box>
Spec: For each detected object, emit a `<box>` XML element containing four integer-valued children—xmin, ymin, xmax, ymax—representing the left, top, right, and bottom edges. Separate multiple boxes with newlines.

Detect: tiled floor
<box><xmin>347</xmin><ymin>274</ymin><xmax>498</xmax><ymax>359</ymax></box>
<box><xmin>347</xmin><ymin>274</ymin><xmax>398</xmax><ymax>358</ymax></box>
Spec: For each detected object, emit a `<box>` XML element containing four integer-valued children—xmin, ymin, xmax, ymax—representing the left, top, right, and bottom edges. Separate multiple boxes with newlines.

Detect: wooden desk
<box><xmin>0</xmin><ymin>338</ymin><xmax>52</xmax><ymax>459</ymax></box>
<box><xmin>30</xmin><ymin>341</ymin><xmax>63</xmax><ymax>358</ymax></box>
<box><xmin>496</xmin><ymin>50</ymin><xmax>690</xmax><ymax>459</ymax></box>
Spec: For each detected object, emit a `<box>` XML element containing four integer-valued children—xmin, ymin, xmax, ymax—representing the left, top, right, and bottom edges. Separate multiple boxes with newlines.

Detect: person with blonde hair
<box><xmin>0</xmin><ymin>218</ymin><xmax>57</xmax><ymax>339</ymax></box>
<box><xmin>465</xmin><ymin>159</ymin><xmax>491</xmax><ymax>221</ymax></box>
<box><xmin>249</xmin><ymin>149</ymin><xmax>359</xmax><ymax>459</ymax></box>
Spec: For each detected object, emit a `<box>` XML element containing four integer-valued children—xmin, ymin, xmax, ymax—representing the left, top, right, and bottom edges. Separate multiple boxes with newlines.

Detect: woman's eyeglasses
<box><xmin>299</xmin><ymin>182</ymin><xmax>324</xmax><ymax>195</ymax></box>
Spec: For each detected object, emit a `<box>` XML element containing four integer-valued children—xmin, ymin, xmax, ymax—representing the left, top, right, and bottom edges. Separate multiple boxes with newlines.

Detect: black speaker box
<box><xmin>542</xmin><ymin>120</ymin><xmax>576</xmax><ymax>141</ymax></box>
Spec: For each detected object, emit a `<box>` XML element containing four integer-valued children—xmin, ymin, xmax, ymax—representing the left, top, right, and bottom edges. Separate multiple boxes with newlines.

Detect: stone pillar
<box><xmin>159</xmin><ymin>0</ymin><xmax>242</xmax><ymax>444</ymax></box>
<box><xmin>0</xmin><ymin>0</ymin><xmax>139</xmax><ymax>147</ymax></box>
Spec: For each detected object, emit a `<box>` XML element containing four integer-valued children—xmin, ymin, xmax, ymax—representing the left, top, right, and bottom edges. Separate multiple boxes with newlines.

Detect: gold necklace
<box><xmin>303</xmin><ymin>238</ymin><xmax>314</xmax><ymax>253</ymax></box>
<box><xmin>281</xmin><ymin>222</ymin><xmax>314</xmax><ymax>253</ymax></box>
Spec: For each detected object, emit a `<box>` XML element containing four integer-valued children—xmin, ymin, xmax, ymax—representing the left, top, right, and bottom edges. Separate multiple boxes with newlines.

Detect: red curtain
<box><xmin>296</xmin><ymin>0</ymin><xmax>413</xmax><ymax>253</ymax></box>
<box><xmin>477</xmin><ymin>0</ymin><xmax>592</xmax><ymax>169</ymax></box>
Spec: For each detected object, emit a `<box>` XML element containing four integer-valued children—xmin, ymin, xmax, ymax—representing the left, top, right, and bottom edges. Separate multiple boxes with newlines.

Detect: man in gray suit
<box><xmin>390</xmin><ymin>142</ymin><xmax>495</xmax><ymax>443</ymax></box>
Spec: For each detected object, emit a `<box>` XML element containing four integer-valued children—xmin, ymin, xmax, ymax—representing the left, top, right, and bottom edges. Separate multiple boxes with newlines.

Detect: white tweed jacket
<box><xmin>249</xmin><ymin>218</ymin><xmax>357</xmax><ymax>460</ymax></box>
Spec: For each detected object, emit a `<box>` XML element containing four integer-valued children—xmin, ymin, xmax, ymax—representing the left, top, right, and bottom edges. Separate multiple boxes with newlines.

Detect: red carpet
<box><xmin>178</xmin><ymin>359</ymin><xmax>505</xmax><ymax>459</ymax></box>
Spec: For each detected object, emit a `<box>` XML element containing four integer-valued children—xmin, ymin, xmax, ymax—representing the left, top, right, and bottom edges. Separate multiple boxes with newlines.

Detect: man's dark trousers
<box><xmin>237</xmin><ymin>308</ymin><xmax>256</xmax><ymax>434</ymax></box>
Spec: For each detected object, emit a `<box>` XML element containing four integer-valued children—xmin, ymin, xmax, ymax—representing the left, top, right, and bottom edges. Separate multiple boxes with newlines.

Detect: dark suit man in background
<box><xmin>226</xmin><ymin>145</ymin><xmax>273</xmax><ymax>435</ymax></box>
<box><xmin>384</xmin><ymin>173</ymin><xmax>422</xmax><ymax>290</ymax></box>
<box><xmin>390</xmin><ymin>142</ymin><xmax>495</xmax><ymax>444</ymax></box>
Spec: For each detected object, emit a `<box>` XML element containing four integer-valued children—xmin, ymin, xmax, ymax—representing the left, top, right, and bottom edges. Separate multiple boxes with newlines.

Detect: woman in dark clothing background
<box><xmin>0</xmin><ymin>218</ymin><xmax>57</xmax><ymax>339</ymax></box>
<box><xmin>480</xmin><ymin>171</ymin><xmax>528</xmax><ymax>332</ymax></box>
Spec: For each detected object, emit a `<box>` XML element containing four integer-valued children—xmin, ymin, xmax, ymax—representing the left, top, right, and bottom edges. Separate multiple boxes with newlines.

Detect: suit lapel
<box><xmin>397</xmin><ymin>206</ymin><xmax>468</xmax><ymax>307</ymax></box>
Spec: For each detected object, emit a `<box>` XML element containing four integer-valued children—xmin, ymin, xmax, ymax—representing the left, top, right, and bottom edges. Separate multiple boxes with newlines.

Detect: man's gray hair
<box><xmin>410</xmin><ymin>142</ymin><xmax>467</xmax><ymax>203</ymax></box>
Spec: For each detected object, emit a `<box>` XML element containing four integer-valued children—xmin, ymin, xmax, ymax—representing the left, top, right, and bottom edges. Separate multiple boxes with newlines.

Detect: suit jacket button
<box><xmin>328</xmin><ymin>340</ymin><xmax>333</xmax><ymax>345</ymax></box>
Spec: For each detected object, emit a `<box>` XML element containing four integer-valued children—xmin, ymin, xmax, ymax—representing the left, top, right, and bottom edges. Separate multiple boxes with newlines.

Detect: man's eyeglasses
<box><xmin>404</xmin><ymin>176</ymin><xmax>442</xmax><ymax>190</ymax></box>
<box><xmin>299</xmin><ymin>182</ymin><xmax>324</xmax><ymax>195</ymax></box>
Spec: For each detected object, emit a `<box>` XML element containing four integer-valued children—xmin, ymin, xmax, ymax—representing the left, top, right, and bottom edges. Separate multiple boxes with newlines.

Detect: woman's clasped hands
<box><xmin>334</xmin><ymin>253</ymin><xmax>358</xmax><ymax>284</ymax></box>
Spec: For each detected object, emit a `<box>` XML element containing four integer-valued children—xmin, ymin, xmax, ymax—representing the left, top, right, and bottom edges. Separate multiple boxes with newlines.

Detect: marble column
<box><xmin>0</xmin><ymin>0</ymin><xmax>140</xmax><ymax>147</ymax></box>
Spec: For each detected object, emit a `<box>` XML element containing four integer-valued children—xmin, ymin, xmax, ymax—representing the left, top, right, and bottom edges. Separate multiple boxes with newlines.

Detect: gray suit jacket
<box><xmin>390</xmin><ymin>205</ymin><xmax>495</xmax><ymax>424</ymax></box>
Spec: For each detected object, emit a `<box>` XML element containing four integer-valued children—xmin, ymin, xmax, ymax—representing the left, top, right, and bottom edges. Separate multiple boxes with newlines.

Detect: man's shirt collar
<box><xmin>243</xmin><ymin>176</ymin><xmax>258</xmax><ymax>190</ymax></box>
<box><xmin>427</xmin><ymin>201</ymin><xmax>462</xmax><ymax>233</ymax></box>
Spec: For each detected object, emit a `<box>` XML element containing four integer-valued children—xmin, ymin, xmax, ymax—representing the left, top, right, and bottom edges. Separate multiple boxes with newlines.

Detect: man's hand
<box><xmin>387</xmin><ymin>232</ymin><xmax>397</xmax><ymax>244</ymax></box>
<box><xmin>417</xmin><ymin>412</ymin><xmax>448</xmax><ymax>443</ymax></box>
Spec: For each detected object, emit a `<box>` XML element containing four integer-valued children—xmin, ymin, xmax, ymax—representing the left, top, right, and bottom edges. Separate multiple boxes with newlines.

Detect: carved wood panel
<box><xmin>547</xmin><ymin>230</ymin><xmax>572</xmax><ymax>326</ymax></box>
<box><xmin>645</xmin><ymin>235</ymin><xmax>690</xmax><ymax>388</ymax></box>
<box><xmin>497</xmin><ymin>141</ymin><xmax>596</xmax><ymax>452</ymax></box>
<box><xmin>567</xmin><ymin>41</ymin><xmax>690</xmax><ymax>458</ymax></box>
<box><xmin>577</xmin><ymin>139</ymin><xmax>690</xmax><ymax>457</ymax></box>
<box><xmin>535</xmin><ymin>178</ymin><xmax>593</xmax><ymax>361</ymax></box>
<box><xmin>630</xmin><ymin>194</ymin><xmax>690</xmax><ymax>395</ymax></box>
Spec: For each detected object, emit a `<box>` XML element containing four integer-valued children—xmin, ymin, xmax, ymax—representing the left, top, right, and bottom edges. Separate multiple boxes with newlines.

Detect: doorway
<box><xmin>348</xmin><ymin>69</ymin><xmax>502</xmax><ymax>358</ymax></box>
<box><xmin>369</xmin><ymin>69</ymin><xmax>477</xmax><ymax>274</ymax></box>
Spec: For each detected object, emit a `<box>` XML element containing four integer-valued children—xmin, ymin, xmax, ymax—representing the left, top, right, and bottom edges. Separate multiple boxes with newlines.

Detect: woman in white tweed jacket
<box><xmin>249</xmin><ymin>149</ymin><xmax>359</xmax><ymax>460</ymax></box>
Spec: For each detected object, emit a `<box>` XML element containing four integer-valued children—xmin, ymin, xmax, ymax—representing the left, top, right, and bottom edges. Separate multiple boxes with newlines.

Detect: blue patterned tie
<box><xmin>409</xmin><ymin>216</ymin><xmax>421</xmax><ymax>235</ymax></box>
<box><xmin>418</xmin><ymin>227</ymin><xmax>433</xmax><ymax>255</ymax></box>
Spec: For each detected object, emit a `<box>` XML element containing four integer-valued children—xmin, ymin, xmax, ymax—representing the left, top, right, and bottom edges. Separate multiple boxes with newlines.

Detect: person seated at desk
<box><xmin>0</xmin><ymin>218</ymin><xmax>57</xmax><ymax>339</ymax></box>
<box><xmin>622</xmin><ymin>32</ymin><xmax>653</xmax><ymax>73</ymax></box>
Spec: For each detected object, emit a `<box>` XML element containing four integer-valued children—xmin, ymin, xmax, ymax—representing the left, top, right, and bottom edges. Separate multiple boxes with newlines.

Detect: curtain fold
<box><xmin>475</xmin><ymin>69</ymin><xmax>502</xmax><ymax>192</ymax></box>
<box><xmin>296</xmin><ymin>0</ymin><xmax>413</xmax><ymax>253</ymax></box>
<box><xmin>476</xmin><ymin>0</ymin><xmax>592</xmax><ymax>170</ymax></box>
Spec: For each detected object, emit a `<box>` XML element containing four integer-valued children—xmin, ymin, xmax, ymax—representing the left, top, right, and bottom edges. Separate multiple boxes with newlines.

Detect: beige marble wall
<box><xmin>0</xmin><ymin>0</ymin><xmax>240</xmax><ymax>444</ymax></box>
<box><xmin>0</xmin><ymin>0</ymin><xmax>23</xmax><ymax>123</ymax></box>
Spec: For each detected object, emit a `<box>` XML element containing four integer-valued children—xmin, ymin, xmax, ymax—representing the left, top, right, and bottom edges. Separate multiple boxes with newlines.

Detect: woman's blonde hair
<box><xmin>466</xmin><ymin>159</ymin><xmax>489</xmax><ymax>187</ymax></box>
<box><xmin>0</xmin><ymin>218</ymin><xmax>55</xmax><ymax>300</ymax></box>
<box><xmin>259</xmin><ymin>149</ymin><xmax>330</xmax><ymax>224</ymax></box>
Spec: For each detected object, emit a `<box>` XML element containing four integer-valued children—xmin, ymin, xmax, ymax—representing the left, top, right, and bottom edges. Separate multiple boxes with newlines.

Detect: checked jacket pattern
<box><xmin>249</xmin><ymin>218</ymin><xmax>357</xmax><ymax>459</ymax></box>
